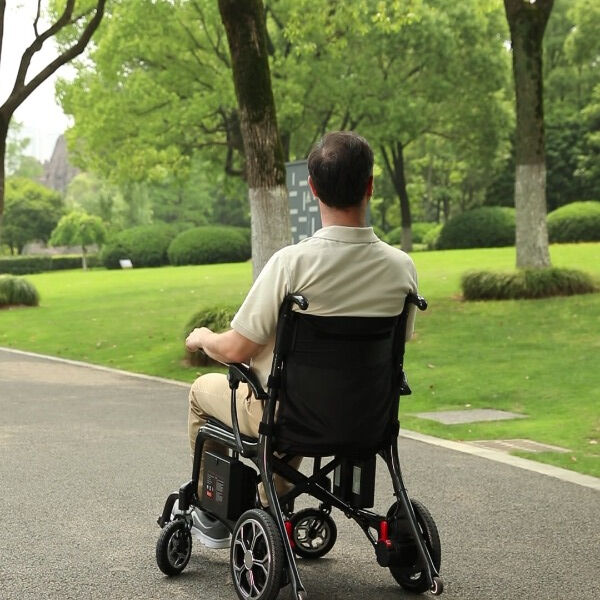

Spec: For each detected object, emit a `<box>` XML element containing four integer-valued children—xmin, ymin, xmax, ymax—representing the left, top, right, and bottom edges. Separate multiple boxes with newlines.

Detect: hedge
<box><xmin>102</xmin><ymin>224</ymin><xmax>178</xmax><ymax>269</ymax></box>
<box><xmin>438</xmin><ymin>207</ymin><xmax>515</xmax><ymax>250</ymax></box>
<box><xmin>168</xmin><ymin>226</ymin><xmax>251</xmax><ymax>266</ymax></box>
<box><xmin>0</xmin><ymin>275</ymin><xmax>39</xmax><ymax>307</ymax></box>
<box><xmin>423</xmin><ymin>224</ymin><xmax>443</xmax><ymax>250</ymax></box>
<box><xmin>547</xmin><ymin>201</ymin><xmax>600</xmax><ymax>243</ymax></box>
<box><xmin>461</xmin><ymin>268</ymin><xmax>597</xmax><ymax>301</ymax></box>
<box><xmin>386</xmin><ymin>222</ymin><xmax>438</xmax><ymax>246</ymax></box>
<box><xmin>0</xmin><ymin>254</ymin><xmax>99</xmax><ymax>275</ymax></box>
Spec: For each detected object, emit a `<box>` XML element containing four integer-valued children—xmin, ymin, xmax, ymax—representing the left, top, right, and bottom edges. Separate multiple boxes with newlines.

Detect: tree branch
<box><xmin>2</xmin><ymin>0</ymin><xmax>106</xmax><ymax>118</ymax></box>
<box><xmin>33</xmin><ymin>1</ymin><xmax>42</xmax><ymax>37</ymax></box>
<box><xmin>0</xmin><ymin>1</ymin><xmax>6</xmax><ymax>67</ymax></box>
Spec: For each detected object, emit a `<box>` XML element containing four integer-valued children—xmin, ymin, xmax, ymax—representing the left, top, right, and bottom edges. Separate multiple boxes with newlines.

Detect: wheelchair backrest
<box><xmin>273</xmin><ymin>308</ymin><xmax>409</xmax><ymax>457</ymax></box>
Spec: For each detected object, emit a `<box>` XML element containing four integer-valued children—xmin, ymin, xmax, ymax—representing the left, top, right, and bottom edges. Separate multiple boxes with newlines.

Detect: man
<box><xmin>184</xmin><ymin>131</ymin><xmax>418</xmax><ymax>548</ymax></box>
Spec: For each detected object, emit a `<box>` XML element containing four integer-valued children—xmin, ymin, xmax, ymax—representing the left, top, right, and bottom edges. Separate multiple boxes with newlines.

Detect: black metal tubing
<box><xmin>383</xmin><ymin>441</ymin><xmax>440</xmax><ymax>588</ymax></box>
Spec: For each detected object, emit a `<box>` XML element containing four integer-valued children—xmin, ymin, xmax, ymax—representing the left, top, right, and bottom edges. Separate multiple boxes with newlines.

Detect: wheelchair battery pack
<box><xmin>200</xmin><ymin>451</ymin><xmax>256</xmax><ymax>523</ymax></box>
<box><xmin>332</xmin><ymin>456</ymin><xmax>376</xmax><ymax>508</ymax></box>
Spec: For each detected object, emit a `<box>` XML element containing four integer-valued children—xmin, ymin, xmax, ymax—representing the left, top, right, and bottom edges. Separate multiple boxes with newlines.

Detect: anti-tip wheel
<box><xmin>156</xmin><ymin>518</ymin><xmax>192</xmax><ymax>576</ymax></box>
<box><xmin>431</xmin><ymin>576</ymin><xmax>444</xmax><ymax>595</ymax></box>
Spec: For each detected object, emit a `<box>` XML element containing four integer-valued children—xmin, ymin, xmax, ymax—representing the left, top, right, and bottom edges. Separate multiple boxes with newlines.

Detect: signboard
<box><xmin>285</xmin><ymin>160</ymin><xmax>321</xmax><ymax>244</ymax></box>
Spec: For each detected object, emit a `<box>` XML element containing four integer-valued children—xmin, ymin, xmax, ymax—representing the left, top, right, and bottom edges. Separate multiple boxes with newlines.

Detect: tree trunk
<box><xmin>0</xmin><ymin>115</ymin><xmax>7</xmax><ymax>246</ymax></box>
<box><xmin>81</xmin><ymin>245</ymin><xmax>88</xmax><ymax>270</ymax></box>
<box><xmin>504</xmin><ymin>0</ymin><xmax>553</xmax><ymax>268</ymax></box>
<box><xmin>218</xmin><ymin>0</ymin><xmax>290</xmax><ymax>280</ymax></box>
<box><xmin>381</xmin><ymin>142</ymin><xmax>413</xmax><ymax>252</ymax></box>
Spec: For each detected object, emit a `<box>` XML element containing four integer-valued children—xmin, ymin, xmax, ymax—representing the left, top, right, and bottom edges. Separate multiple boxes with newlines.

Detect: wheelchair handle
<box><xmin>406</xmin><ymin>293</ymin><xmax>427</xmax><ymax>311</ymax></box>
<box><xmin>287</xmin><ymin>294</ymin><xmax>309</xmax><ymax>311</ymax></box>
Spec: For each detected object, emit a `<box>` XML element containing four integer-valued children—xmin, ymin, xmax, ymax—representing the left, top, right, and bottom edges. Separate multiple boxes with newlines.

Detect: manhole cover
<box><xmin>414</xmin><ymin>409</ymin><xmax>526</xmax><ymax>425</ymax></box>
<box><xmin>466</xmin><ymin>439</ymin><xmax>570</xmax><ymax>454</ymax></box>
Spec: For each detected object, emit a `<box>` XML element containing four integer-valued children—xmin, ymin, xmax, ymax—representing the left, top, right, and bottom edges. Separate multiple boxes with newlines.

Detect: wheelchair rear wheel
<box><xmin>231</xmin><ymin>509</ymin><xmax>285</xmax><ymax>600</ymax></box>
<box><xmin>290</xmin><ymin>508</ymin><xmax>337</xmax><ymax>559</ymax></box>
<box><xmin>387</xmin><ymin>499</ymin><xmax>441</xmax><ymax>594</ymax></box>
<box><xmin>156</xmin><ymin>518</ymin><xmax>192</xmax><ymax>576</ymax></box>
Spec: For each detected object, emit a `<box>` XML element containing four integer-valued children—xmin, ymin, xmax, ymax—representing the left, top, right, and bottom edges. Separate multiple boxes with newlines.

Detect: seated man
<box><xmin>184</xmin><ymin>131</ymin><xmax>418</xmax><ymax>548</ymax></box>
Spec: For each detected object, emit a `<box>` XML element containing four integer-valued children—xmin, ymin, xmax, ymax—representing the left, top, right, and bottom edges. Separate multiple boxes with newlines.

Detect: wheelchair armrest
<box><xmin>227</xmin><ymin>363</ymin><xmax>268</xmax><ymax>400</ymax></box>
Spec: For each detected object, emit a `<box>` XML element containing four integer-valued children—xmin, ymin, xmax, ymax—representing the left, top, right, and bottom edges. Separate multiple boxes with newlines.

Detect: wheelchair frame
<box><xmin>158</xmin><ymin>293</ymin><xmax>444</xmax><ymax>599</ymax></box>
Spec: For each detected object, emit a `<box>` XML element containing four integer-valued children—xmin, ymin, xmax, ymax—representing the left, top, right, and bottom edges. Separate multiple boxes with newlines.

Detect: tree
<box><xmin>503</xmin><ymin>0</ymin><xmax>554</xmax><ymax>268</ymax></box>
<box><xmin>3</xmin><ymin>178</ymin><xmax>63</xmax><ymax>254</ymax></box>
<box><xmin>218</xmin><ymin>0</ymin><xmax>289</xmax><ymax>277</ymax></box>
<box><xmin>50</xmin><ymin>211</ymin><xmax>106</xmax><ymax>269</ymax></box>
<box><xmin>0</xmin><ymin>0</ymin><xmax>106</xmax><ymax>240</ymax></box>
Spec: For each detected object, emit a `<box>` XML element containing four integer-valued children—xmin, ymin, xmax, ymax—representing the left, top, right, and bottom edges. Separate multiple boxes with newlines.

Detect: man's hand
<box><xmin>185</xmin><ymin>327</ymin><xmax>265</xmax><ymax>364</ymax></box>
<box><xmin>185</xmin><ymin>327</ymin><xmax>210</xmax><ymax>353</ymax></box>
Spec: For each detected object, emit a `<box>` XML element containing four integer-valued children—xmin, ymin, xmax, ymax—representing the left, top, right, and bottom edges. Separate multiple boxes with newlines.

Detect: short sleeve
<box><xmin>231</xmin><ymin>251</ymin><xmax>290</xmax><ymax>344</ymax></box>
<box><xmin>405</xmin><ymin>257</ymin><xmax>418</xmax><ymax>341</ymax></box>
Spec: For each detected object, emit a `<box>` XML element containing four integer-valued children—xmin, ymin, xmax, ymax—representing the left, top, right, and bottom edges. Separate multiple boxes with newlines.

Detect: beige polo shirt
<box><xmin>231</xmin><ymin>226</ymin><xmax>418</xmax><ymax>387</ymax></box>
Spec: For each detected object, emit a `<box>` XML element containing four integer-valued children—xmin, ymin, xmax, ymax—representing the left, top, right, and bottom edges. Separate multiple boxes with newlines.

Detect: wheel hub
<box><xmin>244</xmin><ymin>550</ymin><xmax>254</xmax><ymax>570</ymax></box>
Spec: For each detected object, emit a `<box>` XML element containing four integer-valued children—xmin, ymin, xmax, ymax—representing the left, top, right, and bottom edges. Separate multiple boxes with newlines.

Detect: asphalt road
<box><xmin>1</xmin><ymin>349</ymin><xmax>598</xmax><ymax>600</ymax></box>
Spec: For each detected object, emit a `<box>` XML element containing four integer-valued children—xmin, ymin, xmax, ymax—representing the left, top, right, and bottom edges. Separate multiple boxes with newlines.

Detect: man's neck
<box><xmin>319</xmin><ymin>200</ymin><xmax>368</xmax><ymax>228</ymax></box>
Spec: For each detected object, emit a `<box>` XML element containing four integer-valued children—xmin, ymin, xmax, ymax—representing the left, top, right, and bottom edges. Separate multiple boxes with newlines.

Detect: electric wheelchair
<box><xmin>156</xmin><ymin>292</ymin><xmax>443</xmax><ymax>599</ymax></box>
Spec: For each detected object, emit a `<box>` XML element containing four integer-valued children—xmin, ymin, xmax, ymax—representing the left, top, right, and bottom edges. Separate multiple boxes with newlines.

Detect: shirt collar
<box><xmin>311</xmin><ymin>225</ymin><xmax>379</xmax><ymax>244</ymax></box>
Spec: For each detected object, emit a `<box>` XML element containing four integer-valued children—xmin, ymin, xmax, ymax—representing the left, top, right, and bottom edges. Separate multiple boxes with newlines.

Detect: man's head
<box><xmin>307</xmin><ymin>131</ymin><xmax>374</xmax><ymax>209</ymax></box>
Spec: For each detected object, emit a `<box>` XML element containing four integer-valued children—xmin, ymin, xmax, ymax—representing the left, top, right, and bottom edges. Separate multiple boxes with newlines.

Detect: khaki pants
<box><xmin>188</xmin><ymin>373</ymin><xmax>301</xmax><ymax>505</ymax></box>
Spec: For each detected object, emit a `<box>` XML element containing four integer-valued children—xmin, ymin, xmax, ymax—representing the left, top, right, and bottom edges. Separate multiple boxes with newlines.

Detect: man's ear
<box><xmin>308</xmin><ymin>175</ymin><xmax>319</xmax><ymax>199</ymax></box>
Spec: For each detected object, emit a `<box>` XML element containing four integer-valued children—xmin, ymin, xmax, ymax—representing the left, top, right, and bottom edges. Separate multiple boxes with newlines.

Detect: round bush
<box><xmin>437</xmin><ymin>207</ymin><xmax>515</xmax><ymax>250</ymax></box>
<box><xmin>101</xmin><ymin>224</ymin><xmax>178</xmax><ymax>269</ymax></box>
<box><xmin>385</xmin><ymin>227</ymin><xmax>403</xmax><ymax>246</ymax></box>
<box><xmin>461</xmin><ymin>268</ymin><xmax>597</xmax><ymax>301</ymax></box>
<box><xmin>0</xmin><ymin>275</ymin><xmax>39</xmax><ymax>306</ymax></box>
<box><xmin>423</xmin><ymin>224</ymin><xmax>443</xmax><ymax>250</ymax></box>
<box><xmin>168</xmin><ymin>226</ymin><xmax>251</xmax><ymax>266</ymax></box>
<box><xmin>547</xmin><ymin>201</ymin><xmax>600</xmax><ymax>243</ymax></box>
<box><xmin>183</xmin><ymin>305</ymin><xmax>237</xmax><ymax>366</ymax></box>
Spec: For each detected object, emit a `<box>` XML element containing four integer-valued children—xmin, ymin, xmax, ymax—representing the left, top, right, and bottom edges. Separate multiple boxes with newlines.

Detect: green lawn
<box><xmin>1</xmin><ymin>244</ymin><xmax>599</xmax><ymax>477</ymax></box>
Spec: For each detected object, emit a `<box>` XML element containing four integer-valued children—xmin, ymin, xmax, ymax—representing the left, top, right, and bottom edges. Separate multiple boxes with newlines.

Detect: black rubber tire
<box><xmin>290</xmin><ymin>508</ymin><xmax>337</xmax><ymax>560</ymax></box>
<box><xmin>156</xmin><ymin>518</ymin><xmax>192</xmax><ymax>576</ymax></box>
<box><xmin>387</xmin><ymin>499</ymin><xmax>441</xmax><ymax>594</ymax></box>
<box><xmin>230</xmin><ymin>509</ymin><xmax>285</xmax><ymax>600</ymax></box>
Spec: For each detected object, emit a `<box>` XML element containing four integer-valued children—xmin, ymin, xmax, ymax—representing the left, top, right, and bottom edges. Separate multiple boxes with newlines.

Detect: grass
<box><xmin>1</xmin><ymin>244</ymin><xmax>599</xmax><ymax>477</ymax></box>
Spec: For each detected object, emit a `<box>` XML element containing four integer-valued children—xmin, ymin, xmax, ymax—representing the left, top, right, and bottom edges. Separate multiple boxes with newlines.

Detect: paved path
<box><xmin>1</xmin><ymin>349</ymin><xmax>598</xmax><ymax>600</ymax></box>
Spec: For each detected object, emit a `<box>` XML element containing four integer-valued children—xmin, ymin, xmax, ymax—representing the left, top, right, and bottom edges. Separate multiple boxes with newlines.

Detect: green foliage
<box><xmin>372</xmin><ymin>225</ymin><xmax>385</xmax><ymax>240</ymax></box>
<box><xmin>0</xmin><ymin>255</ymin><xmax>99</xmax><ymax>275</ymax></box>
<box><xmin>547</xmin><ymin>201</ymin><xmax>600</xmax><ymax>243</ymax></box>
<box><xmin>50</xmin><ymin>211</ymin><xmax>107</xmax><ymax>250</ymax></box>
<box><xmin>101</xmin><ymin>223</ymin><xmax>178</xmax><ymax>269</ymax></box>
<box><xmin>423</xmin><ymin>224</ymin><xmax>444</xmax><ymax>250</ymax></box>
<box><xmin>387</xmin><ymin>222</ymin><xmax>437</xmax><ymax>245</ymax></box>
<box><xmin>0</xmin><ymin>275</ymin><xmax>40</xmax><ymax>307</ymax></box>
<box><xmin>168</xmin><ymin>226</ymin><xmax>251</xmax><ymax>266</ymax></box>
<box><xmin>461</xmin><ymin>268</ymin><xmax>597</xmax><ymax>300</ymax></box>
<box><xmin>3</xmin><ymin>178</ymin><xmax>64</xmax><ymax>254</ymax></box>
<box><xmin>438</xmin><ymin>207</ymin><xmax>515</xmax><ymax>250</ymax></box>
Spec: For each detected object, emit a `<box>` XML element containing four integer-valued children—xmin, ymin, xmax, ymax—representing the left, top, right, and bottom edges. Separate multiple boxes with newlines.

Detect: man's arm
<box><xmin>185</xmin><ymin>327</ymin><xmax>264</xmax><ymax>364</ymax></box>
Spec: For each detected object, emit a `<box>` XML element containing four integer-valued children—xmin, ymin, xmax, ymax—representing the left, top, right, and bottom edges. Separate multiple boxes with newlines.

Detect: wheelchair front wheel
<box><xmin>387</xmin><ymin>499</ymin><xmax>441</xmax><ymax>594</ymax></box>
<box><xmin>156</xmin><ymin>518</ymin><xmax>192</xmax><ymax>576</ymax></box>
<box><xmin>230</xmin><ymin>509</ymin><xmax>285</xmax><ymax>600</ymax></box>
<box><xmin>290</xmin><ymin>508</ymin><xmax>337</xmax><ymax>559</ymax></box>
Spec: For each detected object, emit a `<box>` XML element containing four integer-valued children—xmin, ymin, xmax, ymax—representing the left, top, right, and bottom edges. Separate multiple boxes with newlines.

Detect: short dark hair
<box><xmin>307</xmin><ymin>131</ymin><xmax>374</xmax><ymax>209</ymax></box>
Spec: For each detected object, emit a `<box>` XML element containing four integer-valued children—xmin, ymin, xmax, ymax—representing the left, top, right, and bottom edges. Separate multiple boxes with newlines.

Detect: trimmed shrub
<box><xmin>385</xmin><ymin>226</ymin><xmax>403</xmax><ymax>246</ymax></box>
<box><xmin>412</xmin><ymin>222</ymin><xmax>438</xmax><ymax>244</ymax></box>
<box><xmin>423</xmin><ymin>224</ymin><xmax>443</xmax><ymax>250</ymax></box>
<box><xmin>547</xmin><ymin>201</ymin><xmax>600</xmax><ymax>243</ymax></box>
<box><xmin>168</xmin><ymin>226</ymin><xmax>251</xmax><ymax>266</ymax></box>
<box><xmin>101</xmin><ymin>224</ymin><xmax>178</xmax><ymax>269</ymax></box>
<box><xmin>183</xmin><ymin>305</ymin><xmax>237</xmax><ymax>366</ymax></box>
<box><xmin>0</xmin><ymin>254</ymin><xmax>99</xmax><ymax>275</ymax></box>
<box><xmin>438</xmin><ymin>207</ymin><xmax>515</xmax><ymax>250</ymax></box>
<box><xmin>461</xmin><ymin>268</ymin><xmax>597</xmax><ymax>301</ymax></box>
<box><xmin>0</xmin><ymin>275</ymin><xmax>40</xmax><ymax>306</ymax></box>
